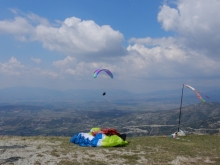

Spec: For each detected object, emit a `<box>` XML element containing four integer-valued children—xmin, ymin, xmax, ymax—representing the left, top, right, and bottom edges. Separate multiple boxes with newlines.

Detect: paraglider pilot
<box><xmin>103</xmin><ymin>92</ymin><xmax>106</xmax><ymax>96</ymax></box>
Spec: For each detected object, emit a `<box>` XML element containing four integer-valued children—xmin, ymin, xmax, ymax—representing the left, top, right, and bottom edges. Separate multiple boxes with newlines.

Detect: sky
<box><xmin>0</xmin><ymin>0</ymin><xmax>220</xmax><ymax>93</ymax></box>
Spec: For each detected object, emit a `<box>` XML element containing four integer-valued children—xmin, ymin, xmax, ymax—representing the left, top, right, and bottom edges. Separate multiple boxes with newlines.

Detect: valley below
<box><xmin>0</xmin><ymin>102</ymin><xmax>220</xmax><ymax>137</ymax></box>
<box><xmin>0</xmin><ymin>101</ymin><xmax>220</xmax><ymax>164</ymax></box>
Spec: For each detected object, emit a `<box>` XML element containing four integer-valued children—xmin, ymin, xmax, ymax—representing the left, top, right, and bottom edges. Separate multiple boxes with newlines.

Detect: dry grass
<box><xmin>0</xmin><ymin>135</ymin><xmax>220</xmax><ymax>164</ymax></box>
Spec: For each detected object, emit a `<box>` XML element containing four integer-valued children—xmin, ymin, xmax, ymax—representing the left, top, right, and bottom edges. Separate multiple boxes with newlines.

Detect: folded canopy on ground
<box><xmin>70</xmin><ymin>128</ymin><xmax>128</xmax><ymax>147</ymax></box>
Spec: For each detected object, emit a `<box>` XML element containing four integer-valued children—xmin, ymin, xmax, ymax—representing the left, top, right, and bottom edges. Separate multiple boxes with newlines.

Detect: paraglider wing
<box><xmin>93</xmin><ymin>69</ymin><xmax>113</xmax><ymax>79</ymax></box>
<box><xmin>93</xmin><ymin>69</ymin><xmax>113</xmax><ymax>96</ymax></box>
<box><xmin>70</xmin><ymin>127</ymin><xmax>128</xmax><ymax>147</ymax></box>
<box><xmin>184</xmin><ymin>84</ymin><xmax>205</xmax><ymax>102</ymax></box>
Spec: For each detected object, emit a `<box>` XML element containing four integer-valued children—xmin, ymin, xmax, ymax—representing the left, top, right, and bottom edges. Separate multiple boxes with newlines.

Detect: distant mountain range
<box><xmin>0</xmin><ymin>86</ymin><xmax>219</xmax><ymax>104</ymax></box>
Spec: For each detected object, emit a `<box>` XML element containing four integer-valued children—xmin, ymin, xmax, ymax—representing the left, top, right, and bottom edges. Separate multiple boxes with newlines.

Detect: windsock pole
<box><xmin>178</xmin><ymin>84</ymin><xmax>184</xmax><ymax>132</ymax></box>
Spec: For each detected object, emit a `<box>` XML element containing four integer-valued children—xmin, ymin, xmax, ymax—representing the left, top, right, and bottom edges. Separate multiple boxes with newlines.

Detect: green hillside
<box><xmin>0</xmin><ymin>135</ymin><xmax>220</xmax><ymax>165</ymax></box>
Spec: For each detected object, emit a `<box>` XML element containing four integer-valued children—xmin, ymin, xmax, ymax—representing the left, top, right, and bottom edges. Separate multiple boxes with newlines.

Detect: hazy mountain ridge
<box><xmin>0</xmin><ymin>86</ymin><xmax>220</xmax><ymax>114</ymax></box>
<box><xmin>0</xmin><ymin>86</ymin><xmax>219</xmax><ymax>103</ymax></box>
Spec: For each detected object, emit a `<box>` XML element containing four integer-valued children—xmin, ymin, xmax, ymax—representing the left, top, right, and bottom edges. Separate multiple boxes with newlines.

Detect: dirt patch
<box><xmin>0</xmin><ymin>137</ymin><xmax>59</xmax><ymax>164</ymax></box>
<box><xmin>0</xmin><ymin>136</ymin><xmax>131</xmax><ymax>164</ymax></box>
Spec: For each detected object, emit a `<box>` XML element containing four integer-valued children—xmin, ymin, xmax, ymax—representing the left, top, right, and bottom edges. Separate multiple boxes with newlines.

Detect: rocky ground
<box><xmin>0</xmin><ymin>135</ymin><xmax>220</xmax><ymax>165</ymax></box>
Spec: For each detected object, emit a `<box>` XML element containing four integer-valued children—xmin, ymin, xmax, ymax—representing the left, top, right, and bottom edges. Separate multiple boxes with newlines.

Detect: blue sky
<box><xmin>0</xmin><ymin>0</ymin><xmax>220</xmax><ymax>93</ymax></box>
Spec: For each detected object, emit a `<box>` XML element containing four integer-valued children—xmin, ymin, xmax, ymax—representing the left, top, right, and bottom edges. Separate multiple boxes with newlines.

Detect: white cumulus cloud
<box><xmin>0</xmin><ymin>11</ymin><xmax>126</xmax><ymax>60</ymax></box>
<box><xmin>158</xmin><ymin>0</ymin><xmax>220</xmax><ymax>59</ymax></box>
<box><xmin>0</xmin><ymin>57</ymin><xmax>25</xmax><ymax>76</ymax></box>
<box><xmin>34</xmin><ymin>17</ymin><xmax>126</xmax><ymax>58</ymax></box>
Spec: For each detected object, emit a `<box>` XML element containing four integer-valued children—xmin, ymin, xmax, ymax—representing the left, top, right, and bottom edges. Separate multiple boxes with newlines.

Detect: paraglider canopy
<box><xmin>93</xmin><ymin>69</ymin><xmax>113</xmax><ymax>96</ymax></box>
<box><xmin>93</xmin><ymin>69</ymin><xmax>113</xmax><ymax>79</ymax></box>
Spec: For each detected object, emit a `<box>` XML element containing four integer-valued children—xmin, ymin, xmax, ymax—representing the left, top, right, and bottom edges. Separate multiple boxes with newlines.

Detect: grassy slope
<box><xmin>1</xmin><ymin>135</ymin><xmax>220</xmax><ymax>165</ymax></box>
